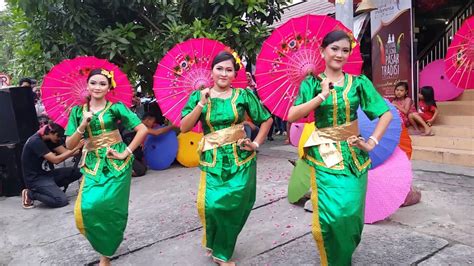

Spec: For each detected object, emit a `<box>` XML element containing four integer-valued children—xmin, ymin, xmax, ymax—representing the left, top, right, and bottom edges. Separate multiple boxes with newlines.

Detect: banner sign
<box><xmin>371</xmin><ymin>0</ymin><xmax>413</xmax><ymax>99</ymax></box>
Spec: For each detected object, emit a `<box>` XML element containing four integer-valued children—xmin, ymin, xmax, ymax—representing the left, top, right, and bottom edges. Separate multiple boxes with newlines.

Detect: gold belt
<box><xmin>198</xmin><ymin>124</ymin><xmax>246</xmax><ymax>152</ymax></box>
<box><xmin>79</xmin><ymin>129</ymin><xmax>123</xmax><ymax>167</ymax></box>
<box><xmin>304</xmin><ymin>120</ymin><xmax>359</xmax><ymax>168</ymax></box>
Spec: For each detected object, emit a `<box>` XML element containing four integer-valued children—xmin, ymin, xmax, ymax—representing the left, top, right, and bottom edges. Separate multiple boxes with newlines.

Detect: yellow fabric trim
<box><xmin>206</xmin><ymin>98</ymin><xmax>215</xmax><ymax>132</ymax></box>
<box><xmin>349</xmin><ymin>146</ymin><xmax>371</xmax><ymax>171</ymax></box>
<box><xmin>310</xmin><ymin>167</ymin><xmax>328</xmax><ymax>266</ymax></box>
<box><xmin>198</xmin><ymin>124</ymin><xmax>245</xmax><ymax>152</ymax></box>
<box><xmin>342</xmin><ymin>75</ymin><xmax>353</xmax><ymax>123</ymax></box>
<box><xmin>109</xmin><ymin>155</ymin><xmax>132</xmax><ymax>171</ymax></box>
<box><xmin>231</xmin><ymin>89</ymin><xmax>240</xmax><ymax>125</ymax></box>
<box><xmin>74</xmin><ymin>176</ymin><xmax>86</xmax><ymax>236</ymax></box>
<box><xmin>83</xmin><ymin>150</ymin><xmax>101</xmax><ymax>175</ymax></box>
<box><xmin>331</xmin><ymin>90</ymin><xmax>338</xmax><ymax>127</ymax></box>
<box><xmin>199</xmin><ymin>147</ymin><xmax>217</xmax><ymax>167</ymax></box>
<box><xmin>98</xmin><ymin>102</ymin><xmax>113</xmax><ymax>133</ymax></box>
<box><xmin>197</xmin><ymin>171</ymin><xmax>207</xmax><ymax>247</ymax></box>
<box><xmin>232</xmin><ymin>143</ymin><xmax>256</xmax><ymax>166</ymax></box>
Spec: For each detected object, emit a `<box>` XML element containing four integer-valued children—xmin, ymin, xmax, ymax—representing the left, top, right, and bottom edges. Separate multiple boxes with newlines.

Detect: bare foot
<box><xmin>99</xmin><ymin>256</ymin><xmax>111</xmax><ymax>266</ymax></box>
<box><xmin>205</xmin><ymin>249</ymin><xmax>212</xmax><ymax>257</ymax></box>
<box><xmin>421</xmin><ymin>131</ymin><xmax>435</xmax><ymax>136</ymax></box>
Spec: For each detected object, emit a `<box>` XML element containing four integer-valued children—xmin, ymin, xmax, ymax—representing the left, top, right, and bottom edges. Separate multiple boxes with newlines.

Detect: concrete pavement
<box><xmin>1</xmin><ymin>136</ymin><xmax>473</xmax><ymax>265</ymax></box>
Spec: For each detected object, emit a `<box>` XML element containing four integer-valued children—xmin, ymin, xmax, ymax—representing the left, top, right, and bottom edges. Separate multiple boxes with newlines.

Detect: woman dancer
<box><xmin>65</xmin><ymin>69</ymin><xmax>148</xmax><ymax>265</ymax></box>
<box><xmin>181</xmin><ymin>51</ymin><xmax>273</xmax><ymax>265</ymax></box>
<box><xmin>288</xmin><ymin>30</ymin><xmax>392</xmax><ymax>265</ymax></box>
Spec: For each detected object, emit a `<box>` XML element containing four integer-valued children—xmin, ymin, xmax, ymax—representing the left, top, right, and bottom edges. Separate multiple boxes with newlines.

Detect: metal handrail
<box><xmin>416</xmin><ymin>2</ymin><xmax>473</xmax><ymax>70</ymax></box>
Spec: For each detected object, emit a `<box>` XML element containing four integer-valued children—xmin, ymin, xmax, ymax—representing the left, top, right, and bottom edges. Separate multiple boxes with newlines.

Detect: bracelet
<box><xmin>76</xmin><ymin>128</ymin><xmax>84</xmax><ymax>135</ymax></box>
<box><xmin>369</xmin><ymin>136</ymin><xmax>379</xmax><ymax>145</ymax></box>
<box><xmin>197</xmin><ymin>102</ymin><xmax>206</xmax><ymax>108</ymax></box>
<box><xmin>252</xmin><ymin>141</ymin><xmax>260</xmax><ymax>150</ymax></box>
<box><xmin>126</xmin><ymin>147</ymin><xmax>133</xmax><ymax>154</ymax></box>
<box><xmin>316</xmin><ymin>93</ymin><xmax>326</xmax><ymax>102</ymax></box>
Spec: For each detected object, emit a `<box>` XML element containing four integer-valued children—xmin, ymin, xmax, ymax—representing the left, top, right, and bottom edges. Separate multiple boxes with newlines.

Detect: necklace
<box><xmin>212</xmin><ymin>88</ymin><xmax>230</xmax><ymax>96</ymax></box>
<box><xmin>324</xmin><ymin>73</ymin><xmax>345</xmax><ymax>85</ymax></box>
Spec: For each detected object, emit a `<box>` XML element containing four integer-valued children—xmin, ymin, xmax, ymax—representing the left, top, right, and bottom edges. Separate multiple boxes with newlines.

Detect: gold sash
<box><xmin>304</xmin><ymin>120</ymin><xmax>359</xmax><ymax>168</ymax></box>
<box><xmin>198</xmin><ymin>124</ymin><xmax>246</xmax><ymax>152</ymax></box>
<box><xmin>79</xmin><ymin>129</ymin><xmax>123</xmax><ymax>167</ymax></box>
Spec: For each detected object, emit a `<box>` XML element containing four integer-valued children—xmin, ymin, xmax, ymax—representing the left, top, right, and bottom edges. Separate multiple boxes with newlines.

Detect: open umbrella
<box><xmin>420</xmin><ymin>60</ymin><xmax>463</xmax><ymax>101</ymax></box>
<box><xmin>153</xmin><ymin>38</ymin><xmax>248</xmax><ymax>132</ymax></box>
<box><xmin>365</xmin><ymin>147</ymin><xmax>413</xmax><ymax>224</ymax></box>
<box><xmin>41</xmin><ymin>56</ymin><xmax>133</xmax><ymax>128</ymax></box>
<box><xmin>358</xmin><ymin>99</ymin><xmax>402</xmax><ymax>169</ymax></box>
<box><xmin>398</xmin><ymin>124</ymin><xmax>412</xmax><ymax>159</ymax></box>
<box><xmin>445</xmin><ymin>16</ymin><xmax>474</xmax><ymax>89</ymax></box>
<box><xmin>287</xmin><ymin>158</ymin><xmax>312</xmax><ymax>203</ymax></box>
<box><xmin>255</xmin><ymin>14</ymin><xmax>363</xmax><ymax>120</ymax></box>
<box><xmin>289</xmin><ymin>122</ymin><xmax>305</xmax><ymax>147</ymax></box>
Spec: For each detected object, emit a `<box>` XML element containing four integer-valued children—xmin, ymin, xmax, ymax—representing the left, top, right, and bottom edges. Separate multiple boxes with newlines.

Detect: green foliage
<box><xmin>0</xmin><ymin>0</ymin><xmax>290</xmax><ymax>91</ymax></box>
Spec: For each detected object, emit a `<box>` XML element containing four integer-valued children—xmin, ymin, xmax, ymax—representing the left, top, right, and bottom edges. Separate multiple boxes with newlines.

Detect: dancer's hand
<box><xmin>106</xmin><ymin>148</ymin><xmax>129</xmax><ymax>160</ymax></box>
<box><xmin>237</xmin><ymin>138</ymin><xmax>257</xmax><ymax>151</ymax></box>
<box><xmin>347</xmin><ymin>135</ymin><xmax>376</xmax><ymax>152</ymax></box>
<box><xmin>200</xmin><ymin>88</ymin><xmax>210</xmax><ymax>105</ymax></box>
<box><xmin>320</xmin><ymin>78</ymin><xmax>331</xmax><ymax>99</ymax></box>
<box><xmin>80</xmin><ymin>111</ymin><xmax>93</xmax><ymax>127</ymax></box>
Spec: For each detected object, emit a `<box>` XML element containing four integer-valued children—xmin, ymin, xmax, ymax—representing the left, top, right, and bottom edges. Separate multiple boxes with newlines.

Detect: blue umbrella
<box><xmin>357</xmin><ymin>99</ymin><xmax>401</xmax><ymax>169</ymax></box>
<box><xmin>144</xmin><ymin>126</ymin><xmax>178</xmax><ymax>170</ymax></box>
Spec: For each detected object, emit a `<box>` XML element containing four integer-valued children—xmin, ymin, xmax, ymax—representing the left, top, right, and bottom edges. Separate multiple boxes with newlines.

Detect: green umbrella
<box><xmin>288</xmin><ymin>159</ymin><xmax>312</xmax><ymax>203</ymax></box>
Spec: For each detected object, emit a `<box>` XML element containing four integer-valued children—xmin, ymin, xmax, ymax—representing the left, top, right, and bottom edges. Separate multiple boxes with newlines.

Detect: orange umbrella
<box><xmin>398</xmin><ymin>124</ymin><xmax>412</xmax><ymax>159</ymax></box>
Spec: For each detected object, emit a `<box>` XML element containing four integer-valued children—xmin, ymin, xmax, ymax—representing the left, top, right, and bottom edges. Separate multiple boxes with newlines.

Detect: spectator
<box><xmin>21</xmin><ymin>122</ymin><xmax>83</xmax><ymax>209</ymax></box>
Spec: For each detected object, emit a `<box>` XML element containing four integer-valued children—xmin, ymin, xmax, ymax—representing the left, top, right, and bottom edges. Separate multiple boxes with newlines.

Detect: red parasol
<box><xmin>255</xmin><ymin>15</ymin><xmax>363</xmax><ymax>120</ymax></box>
<box><xmin>153</xmin><ymin>38</ymin><xmax>247</xmax><ymax>132</ymax></box>
<box><xmin>445</xmin><ymin>16</ymin><xmax>474</xmax><ymax>89</ymax></box>
<box><xmin>41</xmin><ymin>56</ymin><xmax>133</xmax><ymax>128</ymax></box>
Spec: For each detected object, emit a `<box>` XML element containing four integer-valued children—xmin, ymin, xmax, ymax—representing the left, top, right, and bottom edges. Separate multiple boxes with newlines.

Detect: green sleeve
<box><xmin>65</xmin><ymin>105</ymin><xmax>81</xmax><ymax>136</ymax></box>
<box><xmin>243</xmin><ymin>88</ymin><xmax>271</xmax><ymax>125</ymax></box>
<box><xmin>293</xmin><ymin>75</ymin><xmax>319</xmax><ymax>106</ymax></box>
<box><xmin>357</xmin><ymin>75</ymin><xmax>390</xmax><ymax>120</ymax></box>
<box><xmin>181</xmin><ymin>90</ymin><xmax>201</xmax><ymax>118</ymax></box>
<box><xmin>113</xmin><ymin>102</ymin><xmax>142</xmax><ymax>130</ymax></box>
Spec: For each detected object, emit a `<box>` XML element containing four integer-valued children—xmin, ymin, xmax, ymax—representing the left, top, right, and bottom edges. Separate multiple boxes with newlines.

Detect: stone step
<box><xmin>430</xmin><ymin>125</ymin><xmax>474</xmax><ymax>138</ymax></box>
<box><xmin>436</xmin><ymin>115</ymin><xmax>474</xmax><ymax>127</ymax></box>
<box><xmin>455</xmin><ymin>89</ymin><xmax>474</xmax><ymax>101</ymax></box>
<box><xmin>411</xmin><ymin>135</ymin><xmax>474</xmax><ymax>151</ymax></box>
<box><xmin>412</xmin><ymin>146</ymin><xmax>474</xmax><ymax>167</ymax></box>
<box><xmin>436</xmin><ymin>101</ymin><xmax>474</xmax><ymax>116</ymax></box>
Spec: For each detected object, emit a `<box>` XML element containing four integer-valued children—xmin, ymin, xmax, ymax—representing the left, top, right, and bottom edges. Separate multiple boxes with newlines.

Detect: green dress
<box><xmin>65</xmin><ymin>101</ymin><xmax>142</xmax><ymax>257</ymax></box>
<box><xmin>182</xmin><ymin>88</ymin><xmax>271</xmax><ymax>262</ymax></box>
<box><xmin>294</xmin><ymin>74</ymin><xmax>389</xmax><ymax>266</ymax></box>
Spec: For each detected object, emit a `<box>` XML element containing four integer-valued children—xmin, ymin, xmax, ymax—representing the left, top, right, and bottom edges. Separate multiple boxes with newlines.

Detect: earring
<box><xmin>321</xmin><ymin>54</ymin><xmax>325</xmax><ymax>58</ymax></box>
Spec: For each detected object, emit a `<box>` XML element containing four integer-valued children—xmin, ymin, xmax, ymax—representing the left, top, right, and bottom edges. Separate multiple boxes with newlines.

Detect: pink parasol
<box><xmin>445</xmin><ymin>16</ymin><xmax>474</xmax><ymax>89</ymax></box>
<box><xmin>289</xmin><ymin>122</ymin><xmax>304</xmax><ymax>147</ymax></box>
<box><xmin>153</xmin><ymin>38</ymin><xmax>247</xmax><ymax>132</ymax></box>
<box><xmin>364</xmin><ymin>147</ymin><xmax>413</xmax><ymax>224</ymax></box>
<box><xmin>420</xmin><ymin>60</ymin><xmax>463</xmax><ymax>101</ymax></box>
<box><xmin>255</xmin><ymin>15</ymin><xmax>363</xmax><ymax>120</ymax></box>
<box><xmin>41</xmin><ymin>56</ymin><xmax>133</xmax><ymax>128</ymax></box>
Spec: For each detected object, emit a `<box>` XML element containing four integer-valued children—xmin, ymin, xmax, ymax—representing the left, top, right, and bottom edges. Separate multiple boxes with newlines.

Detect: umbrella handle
<box><xmin>315</xmin><ymin>75</ymin><xmax>334</xmax><ymax>90</ymax></box>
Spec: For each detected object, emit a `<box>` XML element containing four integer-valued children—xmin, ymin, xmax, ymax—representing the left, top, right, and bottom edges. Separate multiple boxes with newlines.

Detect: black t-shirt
<box><xmin>21</xmin><ymin>133</ymin><xmax>61</xmax><ymax>187</ymax></box>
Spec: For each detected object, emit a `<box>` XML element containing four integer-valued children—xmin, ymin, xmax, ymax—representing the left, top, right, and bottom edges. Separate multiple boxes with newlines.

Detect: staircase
<box><xmin>411</xmin><ymin>90</ymin><xmax>474</xmax><ymax>167</ymax></box>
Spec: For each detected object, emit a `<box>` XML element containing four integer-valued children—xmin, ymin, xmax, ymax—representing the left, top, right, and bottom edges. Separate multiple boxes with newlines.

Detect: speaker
<box><xmin>0</xmin><ymin>87</ymin><xmax>39</xmax><ymax>144</ymax></box>
<box><xmin>0</xmin><ymin>143</ymin><xmax>25</xmax><ymax>196</ymax></box>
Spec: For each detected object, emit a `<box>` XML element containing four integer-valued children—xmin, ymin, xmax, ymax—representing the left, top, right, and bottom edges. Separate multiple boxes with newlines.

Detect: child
<box><xmin>391</xmin><ymin>81</ymin><xmax>415</xmax><ymax>127</ymax></box>
<box><xmin>408</xmin><ymin>86</ymin><xmax>438</xmax><ymax>136</ymax></box>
